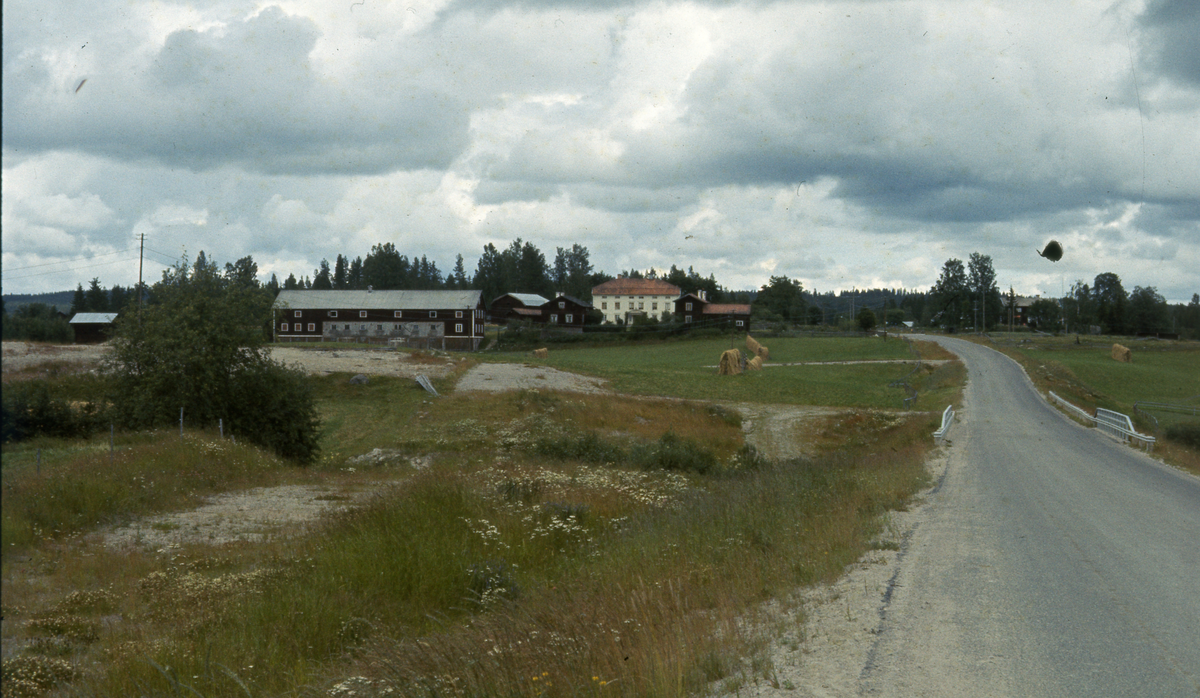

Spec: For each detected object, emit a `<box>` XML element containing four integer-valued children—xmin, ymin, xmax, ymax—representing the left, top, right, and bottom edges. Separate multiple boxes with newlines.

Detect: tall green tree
<box><xmin>84</xmin><ymin>278</ymin><xmax>108</xmax><ymax>313</ymax></box>
<box><xmin>1027</xmin><ymin>299</ymin><xmax>1062</xmax><ymax>331</ymax></box>
<box><xmin>362</xmin><ymin>243</ymin><xmax>410</xmax><ymax>289</ymax></box>
<box><xmin>70</xmin><ymin>284</ymin><xmax>86</xmax><ymax>315</ymax></box>
<box><xmin>515</xmin><ymin>240</ymin><xmax>552</xmax><ymax>297</ymax></box>
<box><xmin>553</xmin><ymin>244</ymin><xmax>594</xmax><ymax>299</ymax></box>
<box><xmin>1093</xmin><ymin>272</ymin><xmax>1128</xmax><ymax>334</ymax></box>
<box><xmin>474</xmin><ymin>243</ymin><xmax>507</xmax><ymax>303</ymax></box>
<box><xmin>224</xmin><ymin>256</ymin><xmax>261</xmax><ymax>290</ymax></box>
<box><xmin>967</xmin><ymin>253</ymin><xmax>1002</xmax><ymax>330</ymax></box>
<box><xmin>333</xmin><ymin>254</ymin><xmax>349</xmax><ymax>290</ymax></box>
<box><xmin>931</xmin><ymin>258</ymin><xmax>969</xmax><ymax>330</ymax></box>
<box><xmin>1127</xmin><ymin>286</ymin><xmax>1169</xmax><ymax>335</ymax></box>
<box><xmin>1064</xmin><ymin>280</ymin><xmax>1096</xmax><ymax>332</ymax></box>
<box><xmin>106</xmin><ymin>254</ymin><xmax>319</xmax><ymax>463</ymax></box>
<box><xmin>753</xmin><ymin>276</ymin><xmax>806</xmax><ymax>322</ymax></box>
<box><xmin>450</xmin><ymin>254</ymin><xmax>468</xmax><ymax>290</ymax></box>
<box><xmin>312</xmin><ymin>259</ymin><xmax>333</xmax><ymax>290</ymax></box>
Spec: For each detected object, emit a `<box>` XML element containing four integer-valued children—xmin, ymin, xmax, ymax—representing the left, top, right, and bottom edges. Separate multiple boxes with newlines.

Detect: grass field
<box><xmin>488</xmin><ymin>336</ymin><xmax>934</xmax><ymax>408</ymax></box>
<box><xmin>2</xmin><ymin>335</ymin><xmax>960</xmax><ymax>697</ymax></box>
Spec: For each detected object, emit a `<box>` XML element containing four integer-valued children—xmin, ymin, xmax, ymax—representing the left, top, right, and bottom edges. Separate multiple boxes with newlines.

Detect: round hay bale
<box><xmin>746</xmin><ymin>335</ymin><xmax>762</xmax><ymax>355</ymax></box>
<box><xmin>1111</xmin><ymin>344</ymin><xmax>1132</xmax><ymax>363</ymax></box>
<box><xmin>532</xmin><ymin>348</ymin><xmax>549</xmax><ymax>359</ymax></box>
<box><xmin>746</xmin><ymin>355</ymin><xmax>763</xmax><ymax>371</ymax></box>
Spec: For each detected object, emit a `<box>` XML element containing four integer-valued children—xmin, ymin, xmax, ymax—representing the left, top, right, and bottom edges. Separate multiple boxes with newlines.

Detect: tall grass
<box><xmin>78</xmin><ymin>411</ymin><xmax>934</xmax><ymax>698</ymax></box>
<box><xmin>1</xmin><ymin>432</ymin><xmax>293</xmax><ymax>551</ymax></box>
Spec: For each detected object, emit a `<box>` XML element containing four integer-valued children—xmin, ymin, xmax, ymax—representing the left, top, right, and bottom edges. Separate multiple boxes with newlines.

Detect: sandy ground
<box><xmin>1</xmin><ymin>341</ymin><xmax>109</xmax><ymax>374</ymax></box>
<box><xmin>270</xmin><ymin>346</ymin><xmax>461</xmax><ymax>379</ymax></box>
<box><xmin>98</xmin><ymin>485</ymin><xmax>370</xmax><ymax>551</ymax></box>
<box><xmin>1</xmin><ymin>342</ymin><xmax>460</xmax><ymax>380</ymax></box>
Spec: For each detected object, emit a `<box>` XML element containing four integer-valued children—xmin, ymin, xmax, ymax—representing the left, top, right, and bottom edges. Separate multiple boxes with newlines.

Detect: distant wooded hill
<box><xmin>2</xmin><ymin>291</ymin><xmax>75</xmax><ymax>313</ymax></box>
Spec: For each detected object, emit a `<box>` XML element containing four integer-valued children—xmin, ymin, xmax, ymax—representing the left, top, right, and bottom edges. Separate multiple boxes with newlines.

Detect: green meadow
<box><xmin>492</xmin><ymin>335</ymin><xmax>931</xmax><ymax>407</ymax></box>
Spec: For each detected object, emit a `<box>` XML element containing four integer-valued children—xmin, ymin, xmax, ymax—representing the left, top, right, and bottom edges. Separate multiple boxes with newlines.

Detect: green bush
<box><xmin>1</xmin><ymin>381</ymin><xmax>104</xmax><ymax>443</ymax></box>
<box><xmin>105</xmin><ymin>255</ymin><xmax>320</xmax><ymax>463</ymax></box>
<box><xmin>1</xmin><ymin>303</ymin><xmax>73</xmax><ymax>343</ymax></box>
<box><xmin>1165</xmin><ymin>421</ymin><xmax>1200</xmax><ymax>449</ymax></box>
<box><xmin>635</xmin><ymin>431</ymin><xmax>718</xmax><ymax>474</ymax></box>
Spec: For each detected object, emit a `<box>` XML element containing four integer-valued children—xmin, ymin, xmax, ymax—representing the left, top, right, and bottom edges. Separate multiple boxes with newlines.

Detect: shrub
<box><xmin>634</xmin><ymin>431</ymin><xmax>718</xmax><ymax>475</ymax></box>
<box><xmin>533</xmin><ymin>431</ymin><xmax>625</xmax><ymax>464</ymax></box>
<box><xmin>105</xmin><ymin>255</ymin><xmax>320</xmax><ymax>463</ymax></box>
<box><xmin>1165</xmin><ymin>421</ymin><xmax>1200</xmax><ymax>449</ymax></box>
<box><xmin>1</xmin><ymin>381</ymin><xmax>105</xmax><ymax>443</ymax></box>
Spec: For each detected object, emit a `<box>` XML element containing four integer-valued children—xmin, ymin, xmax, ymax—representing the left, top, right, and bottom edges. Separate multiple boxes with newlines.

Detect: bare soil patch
<box><xmin>0</xmin><ymin>342</ymin><xmax>461</xmax><ymax>380</ymax></box>
<box><xmin>98</xmin><ymin>484</ymin><xmax>371</xmax><ymax>551</ymax></box>
<box><xmin>455</xmin><ymin>362</ymin><xmax>610</xmax><ymax>394</ymax></box>
<box><xmin>1</xmin><ymin>341</ymin><xmax>108</xmax><ymax>378</ymax></box>
<box><xmin>270</xmin><ymin>347</ymin><xmax>460</xmax><ymax>379</ymax></box>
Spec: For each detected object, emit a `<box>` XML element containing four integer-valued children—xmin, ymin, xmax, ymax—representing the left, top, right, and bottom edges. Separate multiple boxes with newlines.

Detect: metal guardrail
<box><xmin>1049</xmin><ymin>391</ymin><xmax>1094</xmax><ymax>423</ymax></box>
<box><xmin>933</xmin><ymin>404</ymin><xmax>954</xmax><ymax>443</ymax></box>
<box><xmin>1048</xmin><ymin>391</ymin><xmax>1156</xmax><ymax>452</ymax></box>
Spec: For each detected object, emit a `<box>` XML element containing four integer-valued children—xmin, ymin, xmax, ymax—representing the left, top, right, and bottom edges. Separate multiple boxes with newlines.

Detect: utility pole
<box><xmin>138</xmin><ymin>232</ymin><xmax>145</xmax><ymax>325</ymax></box>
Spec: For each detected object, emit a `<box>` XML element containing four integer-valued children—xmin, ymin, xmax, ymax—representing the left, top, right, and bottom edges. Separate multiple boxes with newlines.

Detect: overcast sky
<box><xmin>3</xmin><ymin>0</ymin><xmax>1198</xmax><ymax>302</ymax></box>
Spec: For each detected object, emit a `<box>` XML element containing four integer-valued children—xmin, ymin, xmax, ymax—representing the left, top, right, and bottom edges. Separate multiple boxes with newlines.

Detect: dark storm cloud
<box><xmin>1139</xmin><ymin>0</ymin><xmax>1200</xmax><ymax>87</ymax></box>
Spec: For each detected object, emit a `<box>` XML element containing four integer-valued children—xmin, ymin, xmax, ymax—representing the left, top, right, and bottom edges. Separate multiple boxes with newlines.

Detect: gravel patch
<box><xmin>270</xmin><ymin>347</ymin><xmax>459</xmax><ymax>379</ymax></box>
<box><xmin>99</xmin><ymin>485</ymin><xmax>369</xmax><ymax>551</ymax></box>
<box><xmin>455</xmin><ymin>362</ymin><xmax>610</xmax><ymax>394</ymax></box>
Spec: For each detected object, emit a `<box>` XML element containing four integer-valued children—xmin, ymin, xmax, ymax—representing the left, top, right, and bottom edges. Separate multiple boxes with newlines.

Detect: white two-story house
<box><xmin>591</xmin><ymin>278</ymin><xmax>682</xmax><ymax>325</ymax></box>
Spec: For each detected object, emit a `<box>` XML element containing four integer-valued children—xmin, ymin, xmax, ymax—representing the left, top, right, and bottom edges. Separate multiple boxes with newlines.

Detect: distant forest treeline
<box><xmin>4</xmin><ymin>239</ymin><xmax>1198</xmax><ymax>339</ymax></box>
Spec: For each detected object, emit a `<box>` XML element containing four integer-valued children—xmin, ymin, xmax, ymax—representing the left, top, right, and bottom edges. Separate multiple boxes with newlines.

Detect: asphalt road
<box><xmin>859</xmin><ymin>336</ymin><xmax>1200</xmax><ymax>697</ymax></box>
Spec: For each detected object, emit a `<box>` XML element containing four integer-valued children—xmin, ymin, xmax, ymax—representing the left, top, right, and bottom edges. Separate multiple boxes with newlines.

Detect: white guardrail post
<box><xmin>933</xmin><ymin>404</ymin><xmax>955</xmax><ymax>444</ymax></box>
<box><xmin>1049</xmin><ymin>392</ymin><xmax>1156</xmax><ymax>453</ymax></box>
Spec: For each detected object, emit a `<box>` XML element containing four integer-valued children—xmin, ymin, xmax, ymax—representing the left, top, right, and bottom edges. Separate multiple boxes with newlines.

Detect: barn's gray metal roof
<box><xmin>70</xmin><ymin>313</ymin><xmax>118</xmax><ymax>324</ymax></box>
<box><xmin>499</xmin><ymin>293</ymin><xmax>550</xmax><ymax>307</ymax></box>
<box><xmin>273</xmin><ymin>290</ymin><xmax>482</xmax><ymax>310</ymax></box>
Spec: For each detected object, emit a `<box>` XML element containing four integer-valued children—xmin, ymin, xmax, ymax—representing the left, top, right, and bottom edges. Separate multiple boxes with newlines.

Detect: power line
<box><xmin>2</xmin><ymin>253</ymin><xmax>146</xmax><ymax>281</ymax></box>
<box><xmin>2</xmin><ymin>247</ymin><xmax>138</xmax><ymax>272</ymax></box>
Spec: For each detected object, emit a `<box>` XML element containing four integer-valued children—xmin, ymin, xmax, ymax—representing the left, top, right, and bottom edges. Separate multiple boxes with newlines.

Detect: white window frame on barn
<box><xmin>281</xmin><ymin>323</ymin><xmax>289</xmax><ymax>331</ymax></box>
<box><xmin>559</xmin><ymin>301</ymin><xmax>565</xmax><ymax>308</ymax></box>
<box><xmin>684</xmin><ymin>316</ymin><xmax>692</xmax><ymax>323</ymax></box>
<box><xmin>429</xmin><ymin>311</ymin><xmax>437</xmax><ymax>318</ymax></box>
<box><xmin>455</xmin><ymin>310</ymin><xmax>463</xmax><ymax>318</ymax></box>
<box><xmin>550</xmin><ymin>314</ymin><xmax>558</xmax><ymax>323</ymax></box>
<box><xmin>307</xmin><ymin>323</ymin><xmax>316</xmax><ymax>331</ymax></box>
<box><xmin>736</xmin><ymin>320</ymin><xmax>745</xmax><ymax>327</ymax></box>
<box><xmin>359</xmin><ymin>311</ymin><xmax>367</xmax><ymax>318</ymax></box>
<box><xmin>328</xmin><ymin>311</ymin><xmax>338</xmax><ymax>317</ymax></box>
<box><xmin>294</xmin><ymin>310</ymin><xmax>302</xmax><ymax>318</ymax></box>
<box><xmin>455</xmin><ymin>323</ymin><xmax>463</xmax><ymax>333</ymax></box>
<box><xmin>394</xmin><ymin>311</ymin><xmax>402</xmax><ymax>318</ymax></box>
<box><xmin>566</xmin><ymin>314</ymin><xmax>573</xmax><ymax>323</ymax></box>
<box><xmin>686</xmin><ymin>302</ymin><xmax>693</xmax><ymax>311</ymax></box>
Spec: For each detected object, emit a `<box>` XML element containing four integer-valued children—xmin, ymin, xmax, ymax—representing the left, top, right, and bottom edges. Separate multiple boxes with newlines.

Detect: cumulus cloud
<box><xmin>3</xmin><ymin>0</ymin><xmax>1197</xmax><ymax>302</ymax></box>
